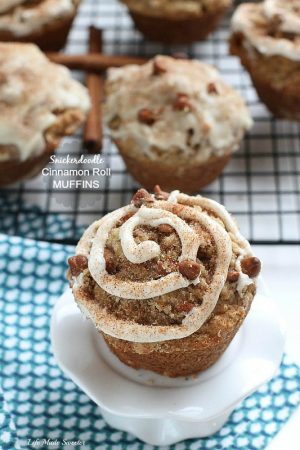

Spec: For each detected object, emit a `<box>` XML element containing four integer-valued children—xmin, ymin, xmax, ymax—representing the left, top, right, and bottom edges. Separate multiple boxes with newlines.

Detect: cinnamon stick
<box><xmin>84</xmin><ymin>26</ymin><xmax>104</xmax><ymax>153</ymax></box>
<box><xmin>46</xmin><ymin>53</ymin><xmax>147</xmax><ymax>72</ymax></box>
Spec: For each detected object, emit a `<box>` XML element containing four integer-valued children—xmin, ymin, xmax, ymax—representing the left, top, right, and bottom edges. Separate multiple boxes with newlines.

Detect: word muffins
<box><xmin>0</xmin><ymin>43</ymin><xmax>90</xmax><ymax>186</ymax></box>
<box><xmin>68</xmin><ymin>187</ymin><xmax>261</xmax><ymax>377</ymax></box>
<box><xmin>230</xmin><ymin>0</ymin><xmax>300</xmax><ymax>120</ymax></box>
<box><xmin>120</xmin><ymin>0</ymin><xmax>232</xmax><ymax>44</ymax></box>
<box><xmin>0</xmin><ymin>0</ymin><xmax>81</xmax><ymax>51</ymax></box>
<box><xmin>105</xmin><ymin>55</ymin><xmax>252</xmax><ymax>193</ymax></box>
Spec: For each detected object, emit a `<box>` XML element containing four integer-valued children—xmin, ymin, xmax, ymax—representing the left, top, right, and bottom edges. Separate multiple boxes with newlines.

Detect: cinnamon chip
<box><xmin>176</xmin><ymin>302</ymin><xmax>194</xmax><ymax>313</ymax></box>
<box><xmin>132</xmin><ymin>188</ymin><xmax>154</xmax><ymax>207</ymax></box>
<box><xmin>108</xmin><ymin>115</ymin><xmax>121</xmax><ymax>130</ymax></box>
<box><xmin>153</xmin><ymin>58</ymin><xmax>167</xmax><ymax>75</ymax></box>
<box><xmin>173</xmin><ymin>93</ymin><xmax>192</xmax><ymax>111</ymax></box>
<box><xmin>158</xmin><ymin>224</ymin><xmax>173</xmax><ymax>234</ymax></box>
<box><xmin>104</xmin><ymin>248</ymin><xmax>117</xmax><ymax>274</ymax></box>
<box><xmin>241</xmin><ymin>256</ymin><xmax>261</xmax><ymax>278</ymax></box>
<box><xmin>154</xmin><ymin>185</ymin><xmax>169</xmax><ymax>200</ymax></box>
<box><xmin>207</xmin><ymin>82</ymin><xmax>219</xmax><ymax>94</ymax></box>
<box><xmin>227</xmin><ymin>270</ymin><xmax>240</xmax><ymax>282</ymax></box>
<box><xmin>179</xmin><ymin>259</ymin><xmax>200</xmax><ymax>280</ymax></box>
<box><xmin>68</xmin><ymin>255</ymin><xmax>88</xmax><ymax>277</ymax></box>
<box><xmin>172</xmin><ymin>204</ymin><xmax>185</xmax><ymax>215</ymax></box>
<box><xmin>0</xmin><ymin>73</ymin><xmax>6</xmax><ymax>85</ymax></box>
<box><xmin>116</xmin><ymin>212</ymin><xmax>135</xmax><ymax>227</ymax></box>
<box><xmin>172</xmin><ymin>52</ymin><xmax>188</xmax><ymax>60</ymax></box>
<box><xmin>137</xmin><ymin>108</ymin><xmax>156</xmax><ymax>125</ymax></box>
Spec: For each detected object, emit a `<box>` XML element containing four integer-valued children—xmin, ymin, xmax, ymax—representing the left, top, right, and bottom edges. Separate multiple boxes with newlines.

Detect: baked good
<box><xmin>0</xmin><ymin>43</ymin><xmax>90</xmax><ymax>186</ymax></box>
<box><xmin>230</xmin><ymin>0</ymin><xmax>300</xmax><ymax>120</ymax></box>
<box><xmin>105</xmin><ymin>55</ymin><xmax>253</xmax><ymax>193</ymax></box>
<box><xmin>0</xmin><ymin>0</ymin><xmax>81</xmax><ymax>51</ymax></box>
<box><xmin>120</xmin><ymin>0</ymin><xmax>232</xmax><ymax>44</ymax></box>
<box><xmin>67</xmin><ymin>187</ymin><xmax>261</xmax><ymax>378</ymax></box>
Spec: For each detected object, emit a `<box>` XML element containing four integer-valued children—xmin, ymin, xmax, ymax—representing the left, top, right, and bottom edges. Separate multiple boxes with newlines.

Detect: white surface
<box><xmin>253</xmin><ymin>245</ymin><xmax>300</xmax><ymax>450</ymax></box>
<box><xmin>253</xmin><ymin>246</ymin><xmax>300</xmax><ymax>365</ymax></box>
<box><xmin>51</xmin><ymin>289</ymin><xmax>285</xmax><ymax>446</ymax></box>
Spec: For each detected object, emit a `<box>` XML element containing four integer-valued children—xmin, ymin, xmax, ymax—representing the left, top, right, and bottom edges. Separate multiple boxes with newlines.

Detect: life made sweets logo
<box><xmin>27</xmin><ymin>438</ymin><xmax>86</xmax><ymax>448</ymax></box>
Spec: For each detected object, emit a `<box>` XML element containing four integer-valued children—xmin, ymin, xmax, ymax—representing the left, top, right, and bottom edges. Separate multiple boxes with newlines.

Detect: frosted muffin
<box><xmin>230</xmin><ymin>0</ymin><xmax>300</xmax><ymax>120</ymax></box>
<box><xmin>105</xmin><ymin>55</ymin><xmax>253</xmax><ymax>193</ymax></box>
<box><xmin>67</xmin><ymin>187</ymin><xmax>261</xmax><ymax>378</ymax></box>
<box><xmin>0</xmin><ymin>43</ymin><xmax>90</xmax><ymax>186</ymax></box>
<box><xmin>0</xmin><ymin>0</ymin><xmax>81</xmax><ymax>51</ymax></box>
<box><xmin>120</xmin><ymin>0</ymin><xmax>232</xmax><ymax>44</ymax></box>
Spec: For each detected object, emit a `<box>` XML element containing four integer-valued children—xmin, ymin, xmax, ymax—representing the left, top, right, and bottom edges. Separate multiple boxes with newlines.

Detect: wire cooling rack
<box><xmin>0</xmin><ymin>0</ymin><xmax>300</xmax><ymax>245</ymax></box>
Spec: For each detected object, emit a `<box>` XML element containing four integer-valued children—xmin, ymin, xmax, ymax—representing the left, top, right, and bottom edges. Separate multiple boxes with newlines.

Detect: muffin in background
<box><xmin>230</xmin><ymin>0</ymin><xmax>300</xmax><ymax>120</ymax></box>
<box><xmin>0</xmin><ymin>0</ymin><xmax>81</xmax><ymax>51</ymax></box>
<box><xmin>105</xmin><ymin>55</ymin><xmax>252</xmax><ymax>194</ymax></box>
<box><xmin>67</xmin><ymin>187</ymin><xmax>261</xmax><ymax>378</ymax></box>
<box><xmin>0</xmin><ymin>43</ymin><xmax>90</xmax><ymax>187</ymax></box>
<box><xmin>120</xmin><ymin>0</ymin><xmax>232</xmax><ymax>44</ymax></box>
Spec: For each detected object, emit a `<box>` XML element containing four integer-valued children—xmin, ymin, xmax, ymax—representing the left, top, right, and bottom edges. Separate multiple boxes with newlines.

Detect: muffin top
<box><xmin>0</xmin><ymin>43</ymin><xmax>90</xmax><ymax>162</ymax></box>
<box><xmin>68</xmin><ymin>187</ymin><xmax>261</xmax><ymax>343</ymax></box>
<box><xmin>0</xmin><ymin>0</ymin><xmax>24</xmax><ymax>14</ymax></box>
<box><xmin>105</xmin><ymin>56</ymin><xmax>252</xmax><ymax>163</ymax></box>
<box><xmin>121</xmin><ymin>0</ymin><xmax>231</xmax><ymax>18</ymax></box>
<box><xmin>0</xmin><ymin>0</ymin><xmax>80</xmax><ymax>36</ymax></box>
<box><xmin>231</xmin><ymin>0</ymin><xmax>300</xmax><ymax>61</ymax></box>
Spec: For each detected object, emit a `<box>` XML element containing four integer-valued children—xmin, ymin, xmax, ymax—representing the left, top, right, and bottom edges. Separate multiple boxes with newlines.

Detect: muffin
<box><xmin>0</xmin><ymin>43</ymin><xmax>90</xmax><ymax>187</ymax></box>
<box><xmin>120</xmin><ymin>0</ymin><xmax>232</xmax><ymax>44</ymax></box>
<box><xmin>105</xmin><ymin>55</ymin><xmax>253</xmax><ymax>193</ymax></box>
<box><xmin>0</xmin><ymin>0</ymin><xmax>81</xmax><ymax>51</ymax></box>
<box><xmin>230</xmin><ymin>0</ymin><xmax>300</xmax><ymax>120</ymax></box>
<box><xmin>67</xmin><ymin>186</ymin><xmax>261</xmax><ymax>378</ymax></box>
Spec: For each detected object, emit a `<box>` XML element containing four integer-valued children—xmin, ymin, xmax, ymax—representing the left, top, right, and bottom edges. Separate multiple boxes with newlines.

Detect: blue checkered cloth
<box><xmin>0</xmin><ymin>193</ymin><xmax>85</xmax><ymax>242</ymax></box>
<box><xmin>0</xmin><ymin>387</ymin><xmax>21</xmax><ymax>450</ymax></box>
<box><xmin>0</xmin><ymin>233</ymin><xmax>300</xmax><ymax>450</ymax></box>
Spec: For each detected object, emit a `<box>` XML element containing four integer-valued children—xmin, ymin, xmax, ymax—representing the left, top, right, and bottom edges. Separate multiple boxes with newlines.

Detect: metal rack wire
<box><xmin>0</xmin><ymin>0</ymin><xmax>299</xmax><ymax>245</ymax></box>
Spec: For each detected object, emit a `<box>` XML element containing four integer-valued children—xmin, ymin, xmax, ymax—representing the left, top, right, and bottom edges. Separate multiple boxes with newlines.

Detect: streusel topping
<box><xmin>0</xmin><ymin>43</ymin><xmax>90</xmax><ymax>162</ymax></box>
<box><xmin>105</xmin><ymin>56</ymin><xmax>252</xmax><ymax>163</ymax></box>
<box><xmin>231</xmin><ymin>0</ymin><xmax>300</xmax><ymax>61</ymax></box>
<box><xmin>68</xmin><ymin>188</ymin><xmax>260</xmax><ymax>343</ymax></box>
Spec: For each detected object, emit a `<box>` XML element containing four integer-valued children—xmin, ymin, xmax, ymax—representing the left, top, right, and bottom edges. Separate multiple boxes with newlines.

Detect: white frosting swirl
<box><xmin>74</xmin><ymin>195</ymin><xmax>245</xmax><ymax>342</ymax></box>
<box><xmin>264</xmin><ymin>0</ymin><xmax>300</xmax><ymax>34</ymax></box>
<box><xmin>231</xmin><ymin>1</ymin><xmax>300</xmax><ymax>61</ymax></box>
<box><xmin>88</xmin><ymin>206</ymin><xmax>201</xmax><ymax>300</ymax></box>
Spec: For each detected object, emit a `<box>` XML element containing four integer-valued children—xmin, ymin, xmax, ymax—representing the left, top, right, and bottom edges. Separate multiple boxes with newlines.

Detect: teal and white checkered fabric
<box><xmin>0</xmin><ymin>387</ymin><xmax>21</xmax><ymax>450</ymax></box>
<box><xmin>0</xmin><ymin>233</ymin><xmax>300</xmax><ymax>450</ymax></box>
<box><xmin>0</xmin><ymin>194</ymin><xmax>85</xmax><ymax>241</ymax></box>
